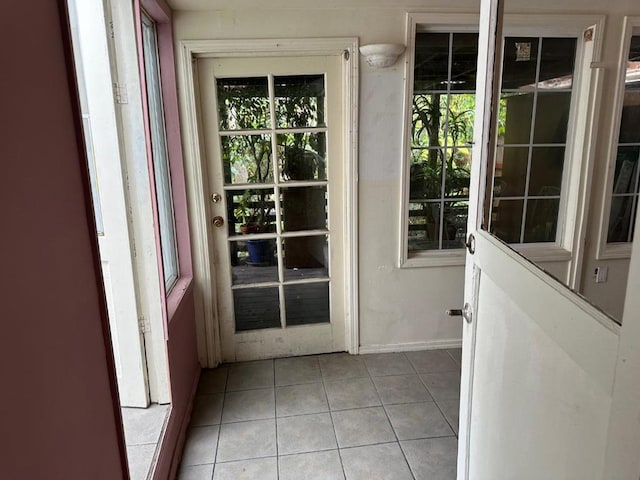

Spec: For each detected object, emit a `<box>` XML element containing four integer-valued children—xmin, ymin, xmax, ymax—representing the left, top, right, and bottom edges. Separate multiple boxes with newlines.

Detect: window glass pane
<box><xmin>275</xmin><ymin>74</ymin><xmax>325</xmax><ymax>128</ymax></box>
<box><xmin>491</xmin><ymin>199</ymin><xmax>524</xmax><ymax>243</ymax></box>
<box><xmin>221</xmin><ymin>134</ymin><xmax>273</xmax><ymax>184</ymax></box>
<box><xmin>285</xmin><ymin>283</ymin><xmax>330</xmax><ymax>326</ymax></box>
<box><xmin>408</xmin><ymin>202</ymin><xmax>441</xmax><ymax>251</ymax></box>
<box><xmin>494</xmin><ymin>146</ymin><xmax>528</xmax><ymax>197</ymax></box>
<box><xmin>226</xmin><ymin>188</ymin><xmax>276</xmax><ymax>235</ymax></box>
<box><xmin>283</xmin><ymin>236</ymin><xmax>328</xmax><ymax>281</ymax></box>
<box><xmin>528</xmin><ymin>147</ymin><xmax>565</xmax><ymax>196</ymax></box>
<box><xmin>443</xmin><ymin>200</ymin><xmax>468</xmax><ymax>249</ymax></box>
<box><xmin>412</xmin><ymin>94</ymin><xmax>447</xmax><ymax>147</ymax></box>
<box><xmin>281</xmin><ymin>186</ymin><xmax>327</xmax><ymax>231</ymax></box>
<box><xmin>619</xmin><ymin>92</ymin><xmax>640</xmax><ymax>144</ymax></box>
<box><xmin>523</xmin><ymin>198</ymin><xmax>560</xmax><ymax>243</ymax></box>
<box><xmin>277</xmin><ymin>133</ymin><xmax>327</xmax><ymax>181</ymax></box>
<box><xmin>409</xmin><ymin>149</ymin><xmax>444</xmax><ymax>200</ymax></box>
<box><xmin>533</xmin><ymin>92</ymin><xmax>571</xmax><ymax>143</ymax></box>
<box><xmin>537</xmin><ymin>38</ymin><xmax>576</xmax><ymax>89</ymax></box>
<box><xmin>612</xmin><ymin>147</ymin><xmax>640</xmax><ymax>194</ymax></box>
<box><xmin>501</xmin><ymin>37</ymin><xmax>539</xmax><ymax>90</ymax></box>
<box><xmin>234</xmin><ymin>287</ymin><xmax>281</xmax><ymax>331</ymax></box>
<box><xmin>626</xmin><ymin>35</ymin><xmax>640</xmax><ymax>91</ymax></box>
<box><xmin>230</xmin><ymin>240</ymin><xmax>278</xmax><ymax>285</ymax></box>
<box><xmin>217</xmin><ymin>77</ymin><xmax>270</xmax><ymax>130</ymax></box>
<box><xmin>608</xmin><ymin>196</ymin><xmax>635</xmax><ymax>243</ymax></box>
<box><xmin>500</xmin><ymin>92</ymin><xmax>534</xmax><ymax>144</ymax></box>
<box><xmin>451</xmin><ymin>33</ymin><xmax>478</xmax><ymax>91</ymax></box>
<box><xmin>414</xmin><ymin>33</ymin><xmax>450</xmax><ymax>91</ymax></box>
<box><xmin>141</xmin><ymin>15</ymin><xmax>178</xmax><ymax>290</ymax></box>
<box><xmin>447</xmin><ymin>94</ymin><xmax>475</xmax><ymax>145</ymax></box>
<box><xmin>444</xmin><ymin>148</ymin><xmax>471</xmax><ymax>198</ymax></box>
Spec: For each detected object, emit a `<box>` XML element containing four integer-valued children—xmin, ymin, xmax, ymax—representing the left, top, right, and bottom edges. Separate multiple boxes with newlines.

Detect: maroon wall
<box><xmin>0</xmin><ymin>1</ymin><xmax>127</xmax><ymax>479</ymax></box>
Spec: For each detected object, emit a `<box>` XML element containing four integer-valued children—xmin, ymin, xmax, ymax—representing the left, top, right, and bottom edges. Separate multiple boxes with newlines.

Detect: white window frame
<box><xmin>597</xmin><ymin>17</ymin><xmax>640</xmax><ymax>261</ymax></box>
<box><xmin>400</xmin><ymin>12</ymin><xmax>605</xmax><ymax>270</ymax></box>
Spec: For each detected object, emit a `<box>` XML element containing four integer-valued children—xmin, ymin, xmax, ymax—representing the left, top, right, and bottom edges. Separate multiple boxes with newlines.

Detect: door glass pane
<box><xmin>612</xmin><ymin>147</ymin><xmax>640</xmax><ymax>194</ymax></box>
<box><xmin>408</xmin><ymin>202</ymin><xmax>441</xmax><ymax>252</ymax></box>
<box><xmin>443</xmin><ymin>200</ymin><xmax>468</xmax><ymax>249</ymax></box>
<box><xmin>283</xmin><ymin>236</ymin><xmax>328</xmax><ymax>281</ymax></box>
<box><xmin>234</xmin><ymin>287</ymin><xmax>281</xmax><ymax>331</ymax></box>
<box><xmin>533</xmin><ymin>92</ymin><xmax>571</xmax><ymax>143</ymax></box>
<box><xmin>281</xmin><ymin>186</ymin><xmax>327</xmax><ymax>231</ymax></box>
<box><xmin>414</xmin><ymin>33</ymin><xmax>450</xmax><ymax>91</ymax></box>
<box><xmin>491</xmin><ymin>199</ymin><xmax>524</xmax><ymax>243</ymax></box>
<box><xmin>285</xmin><ymin>283</ymin><xmax>329</xmax><ymax>326</ymax></box>
<box><xmin>528</xmin><ymin>147</ymin><xmax>565</xmax><ymax>196</ymax></box>
<box><xmin>230</xmin><ymin>240</ymin><xmax>278</xmax><ymax>285</ymax></box>
<box><xmin>494</xmin><ymin>147</ymin><xmax>528</xmax><ymax>197</ymax></box>
<box><xmin>619</xmin><ymin>92</ymin><xmax>640</xmax><ymax>144</ymax></box>
<box><xmin>524</xmin><ymin>198</ymin><xmax>560</xmax><ymax>243</ymax></box>
<box><xmin>275</xmin><ymin>74</ymin><xmax>325</xmax><ymax>128</ymax></box>
<box><xmin>277</xmin><ymin>133</ymin><xmax>327</xmax><ymax>181</ymax></box>
<box><xmin>221</xmin><ymin>135</ymin><xmax>273</xmax><ymax>184</ymax></box>
<box><xmin>608</xmin><ymin>196</ymin><xmax>635</xmax><ymax>243</ymax></box>
<box><xmin>226</xmin><ymin>188</ymin><xmax>276</xmax><ymax>235</ymax></box>
<box><xmin>500</xmin><ymin>92</ymin><xmax>534</xmax><ymax>144</ymax></box>
<box><xmin>537</xmin><ymin>38</ymin><xmax>576</xmax><ymax>89</ymax></box>
<box><xmin>217</xmin><ymin>77</ymin><xmax>270</xmax><ymax>130</ymax></box>
<box><xmin>501</xmin><ymin>37</ymin><xmax>539</xmax><ymax>89</ymax></box>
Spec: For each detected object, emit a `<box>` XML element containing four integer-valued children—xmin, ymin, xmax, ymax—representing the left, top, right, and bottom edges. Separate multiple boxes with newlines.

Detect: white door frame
<box><xmin>178</xmin><ymin>38</ymin><xmax>360</xmax><ymax>366</ymax></box>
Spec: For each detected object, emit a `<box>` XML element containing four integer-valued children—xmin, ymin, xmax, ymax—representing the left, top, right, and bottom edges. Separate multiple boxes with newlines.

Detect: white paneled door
<box><xmin>458</xmin><ymin>1</ymin><xmax>640</xmax><ymax>479</ymax></box>
<box><xmin>198</xmin><ymin>56</ymin><xmax>347</xmax><ymax>362</ymax></box>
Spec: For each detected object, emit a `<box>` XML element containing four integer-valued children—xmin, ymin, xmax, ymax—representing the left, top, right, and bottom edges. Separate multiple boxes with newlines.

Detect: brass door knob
<box><xmin>212</xmin><ymin>216</ymin><xmax>224</xmax><ymax>227</ymax></box>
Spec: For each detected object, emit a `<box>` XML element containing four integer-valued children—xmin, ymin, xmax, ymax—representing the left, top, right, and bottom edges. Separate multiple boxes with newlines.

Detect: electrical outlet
<box><xmin>594</xmin><ymin>266</ymin><xmax>608</xmax><ymax>283</ymax></box>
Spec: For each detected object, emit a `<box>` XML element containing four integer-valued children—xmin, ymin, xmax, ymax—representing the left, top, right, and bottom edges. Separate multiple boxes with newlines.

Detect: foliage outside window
<box><xmin>141</xmin><ymin>14</ymin><xmax>179</xmax><ymax>291</ymax></box>
<box><xmin>408</xmin><ymin>32</ymin><xmax>478</xmax><ymax>252</ymax></box>
<box><xmin>490</xmin><ymin>37</ymin><xmax>577</xmax><ymax>244</ymax></box>
<box><xmin>607</xmin><ymin>35</ymin><xmax>640</xmax><ymax>244</ymax></box>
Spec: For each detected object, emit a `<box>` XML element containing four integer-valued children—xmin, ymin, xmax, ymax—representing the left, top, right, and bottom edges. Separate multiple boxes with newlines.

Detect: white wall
<box><xmin>171</xmin><ymin>0</ymin><xmax>640</xmax><ymax>350</ymax></box>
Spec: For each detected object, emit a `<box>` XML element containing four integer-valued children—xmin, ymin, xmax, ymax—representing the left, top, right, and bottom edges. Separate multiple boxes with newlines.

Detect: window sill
<box><xmin>401</xmin><ymin>250</ymin><xmax>466</xmax><ymax>268</ymax></box>
<box><xmin>166</xmin><ymin>275</ymin><xmax>194</xmax><ymax>322</ymax></box>
<box><xmin>401</xmin><ymin>243</ymin><xmax>572</xmax><ymax>268</ymax></box>
<box><xmin>597</xmin><ymin>243</ymin><xmax>632</xmax><ymax>261</ymax></box>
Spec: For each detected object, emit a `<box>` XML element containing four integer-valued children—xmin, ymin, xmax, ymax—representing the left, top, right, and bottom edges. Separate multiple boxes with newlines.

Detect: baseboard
<box><xmin>358</xmin><ymin>339</ymin><xmax>462</xmax><ymax>354</ymax></box>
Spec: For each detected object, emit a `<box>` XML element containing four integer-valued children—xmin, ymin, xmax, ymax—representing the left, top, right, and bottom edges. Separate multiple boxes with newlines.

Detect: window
<box><xmin>490</xmin><ymin>36</ymin><xmax>577</xmax><ymax>244</ymax></box>
<box><xmin>141</xmin><ymin>13</ymin><xmax>179</xmax><ymax>290</ymax></box>
<box><xmin>607</xmin><ymin>34</ymin><xmax>640</xmax><ymax>244</ymax></box>
<box><xmin>407</xmin><ymin>32</ymin><xmax>478</xmax><ymax>252</ymax></box>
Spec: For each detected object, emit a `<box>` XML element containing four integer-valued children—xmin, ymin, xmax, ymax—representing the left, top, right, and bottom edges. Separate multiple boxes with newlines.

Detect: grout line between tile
<box><xmin>378</xmin><ymin>390</ymin><xmax>417</xmax><ymax>480</ymax></box>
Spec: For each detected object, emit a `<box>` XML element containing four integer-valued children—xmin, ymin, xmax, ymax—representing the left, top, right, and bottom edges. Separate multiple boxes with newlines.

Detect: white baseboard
<box><xmin>358</xmin><ymin>339</ymin><xmax>462</xmax><ymax>355</ymax></box>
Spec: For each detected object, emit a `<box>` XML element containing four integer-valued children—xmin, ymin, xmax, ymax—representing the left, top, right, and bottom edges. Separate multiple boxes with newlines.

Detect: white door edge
<box><xmin>178</xmin><ymin>38</ymin><xmax>360</xmax><ymax>366</ymax></box>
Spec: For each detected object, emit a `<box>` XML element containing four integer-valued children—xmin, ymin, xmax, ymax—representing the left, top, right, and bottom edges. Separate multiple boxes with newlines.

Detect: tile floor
<box><xmin>122</xmin><ymin>403</ymin><xmax>170</xmax><ymax>480</ymax></box>
<box><xmin>178</xmin><ymin>349</ymin><xmax>461</xmax><ymax>480</ymax></box>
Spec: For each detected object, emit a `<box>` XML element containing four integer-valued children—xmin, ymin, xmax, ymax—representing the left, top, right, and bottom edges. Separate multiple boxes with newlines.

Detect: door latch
<box><xmin>446</xmin><ymin>302</ymin><xmax>473</xmax><ymax>324</ymax></box>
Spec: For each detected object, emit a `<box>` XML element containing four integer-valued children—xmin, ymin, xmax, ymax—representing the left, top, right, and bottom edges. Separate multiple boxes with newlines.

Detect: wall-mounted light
<box><xmin>359</xmin><ymin>43</ymin><xmax>406</xmax><ymax>68</ymax></box>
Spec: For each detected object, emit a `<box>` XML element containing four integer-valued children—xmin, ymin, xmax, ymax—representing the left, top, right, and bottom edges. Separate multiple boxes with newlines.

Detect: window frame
<box><xmin>597</xmin><ymin>17</ymin><xmax>640</xmax><ymax>261</ymax></box>
<box><xmin>400</xmin><ymin>12</ymin><xmax>604</xmax><ymax>269</ymax></box>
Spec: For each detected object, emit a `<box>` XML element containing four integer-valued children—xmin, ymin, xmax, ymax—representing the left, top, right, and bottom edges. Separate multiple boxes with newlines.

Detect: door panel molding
<box><xmin>178</xmin><ymin>38</ymin><xmax>360</xmax><ymax>366</ymax></box>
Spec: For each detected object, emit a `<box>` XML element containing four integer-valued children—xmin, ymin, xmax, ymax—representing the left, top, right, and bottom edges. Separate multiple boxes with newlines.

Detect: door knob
<box><xmin>446</xmin><ymin>302</ymin><xmax>473</xmax><ymax>323</ymax></box>
<box><xmin>212</xmin><ymin>216</ymin><xmax>224</xmax><ymax>227</ymax></box>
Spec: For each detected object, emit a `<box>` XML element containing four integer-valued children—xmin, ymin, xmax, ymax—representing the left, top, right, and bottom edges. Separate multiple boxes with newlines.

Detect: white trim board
<box><xmin>359</xmin><ymin>339</ymin><xmax>462</xmax><ymax>355</ymax></box>
<box><xmin>177</xmin><ymin>38</ymin><xmax>360</xmax><ymax>366</ymax></box>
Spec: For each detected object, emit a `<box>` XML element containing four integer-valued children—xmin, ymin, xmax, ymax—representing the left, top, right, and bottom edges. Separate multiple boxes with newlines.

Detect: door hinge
<box><xmin>138</xmin><ymin>316</ymin><xmax>151</xmax><ymax>334</ymax></box>
<box><xmin>113</xmin><ymin>82</ymin><xmax>128</xmax><ymax>104</ymax></box>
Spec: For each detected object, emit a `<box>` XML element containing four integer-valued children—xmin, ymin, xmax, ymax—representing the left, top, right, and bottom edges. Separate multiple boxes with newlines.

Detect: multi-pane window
<box><xmin>490</xmin><ymin>37</ymin><xmax>577</xmax><ymax>244</ymax></box>
<box><xmin>607</xmin><ymin>35</ymin><xmax>640</xmax><ymax>243</ymax></box>
<box><xmin>141</xmin><ymin>14</ymin><xmax>179</xmax><ymax>290</ymax></box>
<box><xmin>408</xmin><ymin>32</ymin><xmax>478</xmax><ymax>252</ymax></box>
